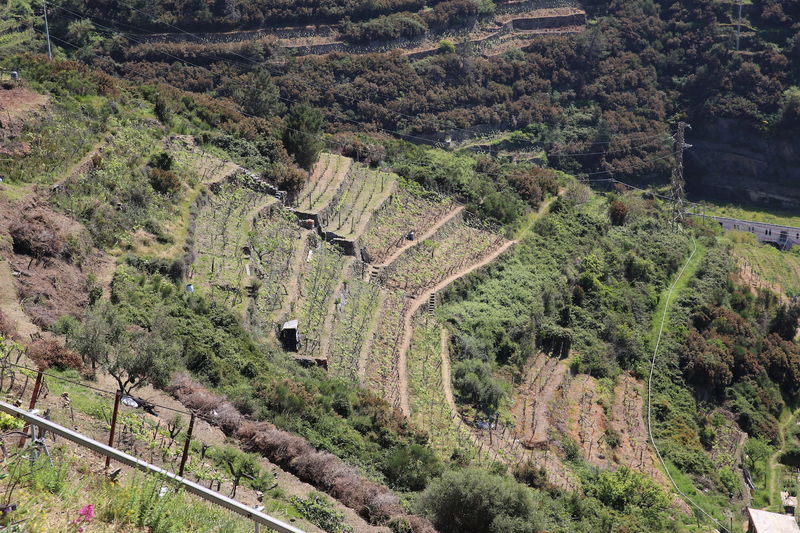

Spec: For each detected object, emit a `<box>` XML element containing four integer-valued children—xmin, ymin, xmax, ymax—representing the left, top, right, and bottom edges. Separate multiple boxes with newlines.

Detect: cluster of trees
<box><xmin>56</xmin><ymin>0</ymin><xmax>444</xmax><ymax>30</ymax></box>
<box><xmin>440</xmin><ymin>190</ymin><xmax>688</xmax><ymax>389</ymax></box>
<box><xmin>680</xmin><ymin>301</ymin><xmax>800</xmax><ymax>440</ymax></box>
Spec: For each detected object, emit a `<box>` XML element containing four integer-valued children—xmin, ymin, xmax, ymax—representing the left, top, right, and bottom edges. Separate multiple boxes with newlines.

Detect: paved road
<box><xmin>691</xmin><ymin>214</ymin><xmax>799</xmax><ymax>249</ymax></box>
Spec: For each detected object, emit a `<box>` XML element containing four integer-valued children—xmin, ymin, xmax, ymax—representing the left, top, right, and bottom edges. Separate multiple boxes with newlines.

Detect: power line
<box><xmin>646</xmin><ymin>239</ymin><xmax>731</xmax><ymax>533</ymax></box>
<box><xmin>48</xmin><ymin>0</ymin><xmax>671</xmax><ymax>159</ymax></box>
<box><xmin>29</xmin><ymin>25</ymin><xmax>677</xmax><ymax>186</ymax></box>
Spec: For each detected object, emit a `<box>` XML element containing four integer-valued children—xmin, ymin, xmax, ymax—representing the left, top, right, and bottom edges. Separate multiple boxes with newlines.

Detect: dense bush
<box><xmin>341</xmin><ymin>12</ymin><xmax>428</xmax><ymax>43</ymax></box>
<box><xmin>415</xmin><ymin>468</ymin><xmax>537</xmax><ymax>533</ymax></box>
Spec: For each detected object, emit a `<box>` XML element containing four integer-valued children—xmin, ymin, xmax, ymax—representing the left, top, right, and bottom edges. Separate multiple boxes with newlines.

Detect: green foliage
<box><xmin>452</xmin><ymin>359</ymin><xmax>506</xmax><ymax>415</ymax></box>
<box><xmin>232</xmin><ymin>67</ymin><xmax>284</xmax><ymax>118</ymax></box>
<box><xmin>214</xmin><ymin>446</ymin><xmax>266</xmax><ymax>498</ymax></box>
<box><xmin>291</xmin><ymin>493</ymin><xmax>354</xmax><ymax>533</ymax></box>
<box><xmin>0</xmin><ymin>412</ymin><xmax>24</xmax><ymax>431</ymax></box>
<box><xmin>283</xmin><ymin>103</ymin><xmax>324</xmax><ymax>170</ymax></box>
<box><xmin>440</xmin><ymin>197</ymin><xmax>686</xmax><ymax>378</ymax></box>
<box><xmin>587</xmin><ymin>467</ymin><xmax>669</xmax><ymax>519</ymax></box>
<box><xmin>415</xmin><ymin>468</ymin><xmax>534</xmax><ymax>533</ymax></box>
<box><xmin>100</xmin><ymin>475</ymin><xmax>249</xmax><ymax>532</ymax></box>
<box><xmin>382</xmin><ymin>444</ymin><xmax>444</xmax><ymax>491</ymax></box>
<box><xmin>438</xmin><ymin>39</ymin><xmax>455</xmax><ymax>54</ymax></box>
<box><xmin>67</xmin><ymin>300</ymin><xmax>180</xmax><ymax>393</ymax></box>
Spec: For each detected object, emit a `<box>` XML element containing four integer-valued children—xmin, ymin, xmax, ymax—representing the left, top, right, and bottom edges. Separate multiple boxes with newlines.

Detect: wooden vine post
<box><xmin>18</xmin><ymin>369</ymin><xmax>43</xmax><ymax>447</ymax></box>
<box><xmin>179</xmin><ymin>412</ymin><xmax>196</xmax><ymax>477</ymax></box>
<box><xmin>106</xmin><ymin>390</ymin><xmax>122</xmax><ymax>469</ymax></box>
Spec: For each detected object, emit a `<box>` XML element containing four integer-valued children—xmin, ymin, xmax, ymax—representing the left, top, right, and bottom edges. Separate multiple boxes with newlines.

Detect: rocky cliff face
<box><xmin>685</xmin><ymin>119</ymin><xmax>800</xmax><ymax>209</ymax></box>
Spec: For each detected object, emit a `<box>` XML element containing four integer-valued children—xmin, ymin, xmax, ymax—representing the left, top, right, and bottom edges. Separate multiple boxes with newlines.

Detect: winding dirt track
<box><xmin>440</xmin><ymin>327</ymin><xmax>456</xmax><ymax>411</ymax></box>
<box><xmin>397</xmin><ymin>239</ymin><xmax>516</xmax><ymax>415</ymax></box>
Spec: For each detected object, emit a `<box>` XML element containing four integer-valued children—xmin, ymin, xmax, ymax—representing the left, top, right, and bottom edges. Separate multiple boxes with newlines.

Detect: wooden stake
<box><xmin>179</xmin><ymin>413</ymin><xmax>196</xmax><ymax>477</ymax></box>
<box><xmin>106</xmin><ymin>390</ymin><xmax>121</xmax><ymax>469</ymax></box>
<box><xmin>18</xmin><ymin>370</ymin><xmax>43</xmax><ymax>447</ymax></box>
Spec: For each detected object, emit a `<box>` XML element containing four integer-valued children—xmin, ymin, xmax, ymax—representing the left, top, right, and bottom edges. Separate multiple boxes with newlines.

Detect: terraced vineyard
<box><xmin>407</xmin><ymin>316</ymin><xmax>474</xmax><ymax>458</ymax></box>
<box><xmin>296</xmin><ymin>240</ymin><xmax>347</xmax><ymax>356</ymax></box>
<box><xmin>363</xmin><ymin>289</ymin><xmax>407</xmax><ymax>407</ymax></box>
<box><xmin>326</xmin><ymin>266</ymin><xmax>381</xmax><ymax>380</ymax></box>
<box><xmin>249</xmin><ymin>207</ymin><xmax>303</xmax><ymax>327</ymax></box>
<box><xmin>381</xmin><ymin>217</ymin><xmax>505</xmax><ymax>295</ymax></box>
<box><xmin>298</xmin><ymin>153</ymin><xmax>352</xmax><ymax>213</ymax></box>
<box><xmin>189</xmin><ymin>178</ymin><xmax>276</xmax><ymax>309</ymax></box>
<box><xmin>360</xmin><ymin>187</ymin><xmax>456</xmax><ymax>264</ymax></box>
<box><xmin>328</xmin><ymin>164</ymin><xmax>397</xmax><ymax>239</ymax></box>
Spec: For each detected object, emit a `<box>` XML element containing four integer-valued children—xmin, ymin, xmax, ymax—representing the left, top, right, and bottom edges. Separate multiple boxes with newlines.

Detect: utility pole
<box><xmin>43</xmin><ymin>0</ymin><xmax>53</xmax><ymax>60</ymax></box>
<box><xmin>735</xmin><ymin>0</ymin><xmax>743</xmax><ymax>51</ymax></box>
<box><xmin>670</xmin><ymin>121</ymin><xmax>691</xmax><ymax>230</ymax></box>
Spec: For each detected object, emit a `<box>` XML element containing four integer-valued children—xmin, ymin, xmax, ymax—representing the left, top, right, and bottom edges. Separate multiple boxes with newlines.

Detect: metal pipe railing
<box><xmin>0</xmin><ymin>400</ymin><xmax>305</xmax><ymax>533</ymax></box>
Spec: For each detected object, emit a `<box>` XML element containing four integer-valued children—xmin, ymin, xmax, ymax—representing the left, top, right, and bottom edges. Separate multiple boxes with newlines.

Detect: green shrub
<box><xmin>291</xmin><ymin>493</ymin><xmax>354</xmax><ymax>533</ymax></box>
<box><xmin>382</xmin><ymin>444</ymin><xmax>443</xmax><ymax>491</ymax></box>
<box><xmin>416</xmin><ymin>468</ymin><xmax>533</xmax><ymax>533</ymax></box>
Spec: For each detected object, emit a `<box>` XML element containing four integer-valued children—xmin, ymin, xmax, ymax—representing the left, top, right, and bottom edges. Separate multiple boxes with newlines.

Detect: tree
<box><xmin>282</xmin><ymin>103</ymin><xmax>324</xmax><ymax>170</ymax></box>
<box><xmin>66</xmin><ymin>302</ymin><xmax>125</xmax><ymax>376</ymax></box>
<box><xmin>609</xmin><ymin>200</ymin><xmax>628</xmax><ymax>225</ymax></box>
<box><xmin>234</xmin><ymin>67</ymin><xmax>284</xmax><ymax>119</ymax></box>
<box><xmin>416</xmin><ymin>468</ymin><xmax>534</xmax><ymax>533</ymax></box>
<box><xmin>383</xmin><ymin>444</ymin><xmax>443</xmax><ymax>491</ymax></box>
<box><xmin>452</xmin><ymin>359</ymin><xmax>507</xmax><ymax>416</ymax></box>
<box><xmin>107</xmin><ymin>324</ymin><xmax>180</xmax><ymax>394</ymax></box>
<box><xmin>745</xmin><ymin>438</ymin><xmax>772</xmax><ymax>487</ymax></box>
<box><xmin>67</xmin><ymin>303</ymin><xmax>179</xmax><ymax>394</ymax></box>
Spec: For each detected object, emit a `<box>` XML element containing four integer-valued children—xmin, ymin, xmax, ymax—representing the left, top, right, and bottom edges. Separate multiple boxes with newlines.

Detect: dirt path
<box><xmin>375</xmin><ymin>205</ymin><xmax>465</xmax><ymax>268</ymax></box>
<box><xmin>440</xmin><ymin>328</ymin><xmax>456</xmax><ymax>411</ymax></box>
<box><xmin>50</xmin><ymin>139</ymin><xmax>108</xmax><ymax>190</ymax></box>
<box><xmin>0</xmin><ymin>259</ymin><xmax>42</xmax><ymax>340</ymax></box>
<box><xmin>397</xmin><ymin>239</ymin><xmax>516</xmax><ymax>415</ymax></box>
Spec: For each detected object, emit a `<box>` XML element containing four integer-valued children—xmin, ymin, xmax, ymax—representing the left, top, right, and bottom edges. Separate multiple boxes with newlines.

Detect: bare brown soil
<box><xmin>0</xmin><ymin>194</ymin><xmax>110</xmax><ymax>329</ymax></box>
<box><xmin>511</xmin><ymin>352</ymin><xmax>569</xmax><ymax>446</ymax></box>
<box><xmin>609</xmin><ymin>374</ymin><xmax>668</xmax><ymax>486</ymax></box>
<box><xmin>564</xmin><ymin>374</ymin><xmax>610</xmax><ymax>468</ymax></box>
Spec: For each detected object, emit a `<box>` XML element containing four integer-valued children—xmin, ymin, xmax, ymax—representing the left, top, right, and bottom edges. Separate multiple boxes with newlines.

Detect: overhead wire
<box><xmin>48</xmin><ymin>0</ymin><xmax>672</xmax><ymax>158</ymax></box>
<box><xmin>27</xmin><ymin>26</ymin><xmax>734</xmax><ymax>531</ymax></box>
<box><xmin>30</xmin><ymin>25</ymin><xmax>677</xmax><ymax>185</ymax></box>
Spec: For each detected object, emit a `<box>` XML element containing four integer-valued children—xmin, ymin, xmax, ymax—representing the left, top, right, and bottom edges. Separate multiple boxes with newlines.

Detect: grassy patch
<box><xmin>727</xmin><ymin>231</ymin><xmax>800</xmax><ymax>297</ymax></box>
<box><xmin>701</xmin><ymin>200</ymin><xmax>800</xmax><ymax>228</ymax></box>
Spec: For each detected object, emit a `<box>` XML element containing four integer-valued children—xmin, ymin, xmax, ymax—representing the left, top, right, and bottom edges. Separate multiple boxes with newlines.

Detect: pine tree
<box><xmin>282</xmin><ymin>103</ymin><xmax>324</xmax><ymax>170</ymax></box>
<box><xmin>234</xmin><ymin>67</ymin><xmax>283</xmax><ymax>118</ymax></box>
